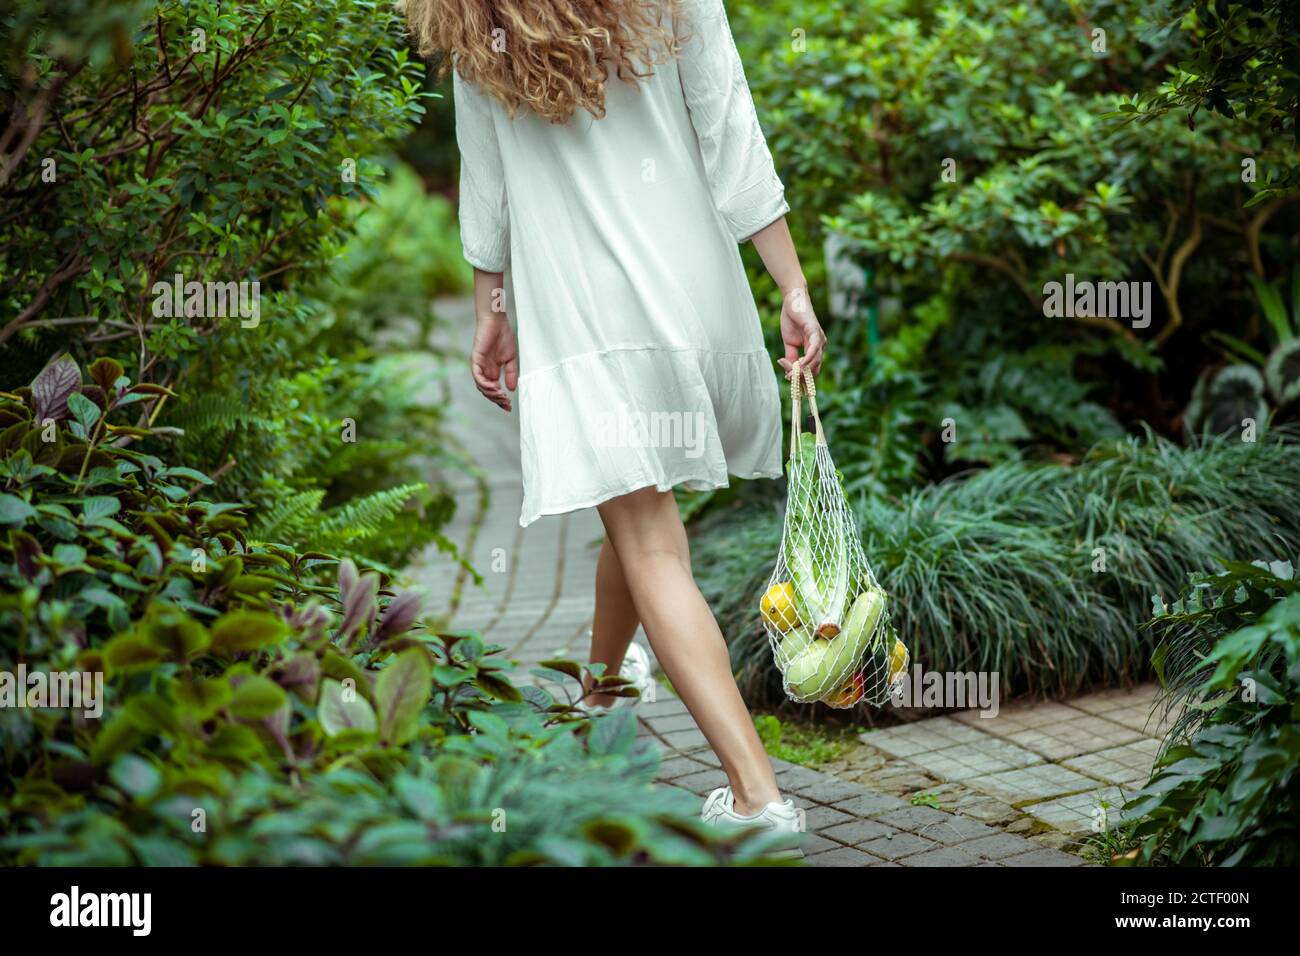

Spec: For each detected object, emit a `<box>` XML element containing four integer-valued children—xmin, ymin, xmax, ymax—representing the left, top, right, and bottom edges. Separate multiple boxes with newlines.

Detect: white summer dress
<box><xmin>453</xmin><ymin>0</ymin><xmax>788</xmax><ymax>527</ymax></box>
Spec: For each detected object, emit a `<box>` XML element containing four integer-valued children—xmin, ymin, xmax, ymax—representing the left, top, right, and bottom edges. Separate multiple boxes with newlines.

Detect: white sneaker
<box><xmin>701</xmin><ymin>786</ymin><xmax>805</xmax><ymax>859</ymax></box>
<box><xmin>701</xmin><ymin>786</ymin><xmax>801</xmax><ymax>831</ymax></box>
<box><xmin>577</xmin><ymin>641</ymin><xmax>655</xmax><ymax>714</ymax></box>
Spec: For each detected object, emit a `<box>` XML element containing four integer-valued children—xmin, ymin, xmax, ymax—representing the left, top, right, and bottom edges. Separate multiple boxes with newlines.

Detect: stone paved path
<box><xmin>829</xmin><ymin>686</ymin><xmax>1168</xmax><ymax>850</ymax></box>
<box><xmin>408</xmin><ymin>296</ymin><xmax>1090</xmax><ymax>866</ymax></box>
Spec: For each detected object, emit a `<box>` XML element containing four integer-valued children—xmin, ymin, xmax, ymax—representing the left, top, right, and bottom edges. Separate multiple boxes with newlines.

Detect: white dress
<box><xmin>453</xmin><ymin>0</ymin><xmax>788</xmax><ymax>527</ymax></box>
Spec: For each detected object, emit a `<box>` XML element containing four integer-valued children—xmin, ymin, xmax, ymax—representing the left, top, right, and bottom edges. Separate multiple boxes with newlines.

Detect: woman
<box><xmin>400</xmin><ymin>0</ymin><xmax>826</xmax><ymax>836</ymax></box>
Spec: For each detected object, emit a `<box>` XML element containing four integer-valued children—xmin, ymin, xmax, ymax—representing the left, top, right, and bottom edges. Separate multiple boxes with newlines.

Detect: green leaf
<box><xmin>67</xmin><ymin>391</ymin><xmax>101</xmax><ymax>431</ymax></box>
<box><xmin>103</xmin><ymin>635</ymin><xmax>165</xmax><ymax>674</ymax></box>
<box><xmin>81</xmin><ymin>496</ymin><xmax>121</xmax><ymax>523</ymax></box>
<box><xmin>588</xmin><ymin>708</ymin><xmax>637</xmax><ymax>756</ymax></box>
<box><xmin>228</xmin><ymin>675</ymin><xmax>289</xmax><ymax>720</ymax></box>
<box><xmin>210</xmin><ymin>610</ymin><xmax>290</xmax><ymax>653</ymax></box>
<box><xmin>474</xmin><ymin>670</ymin><xmax>523</xmax><ymax>702</ymax></box>
<box><xmin>318</xmin><ymin>678</ymin><xmax>378</xmax><ymax>737</ymax></box>
<box><xmin>392</xmin><ymin>774</ymin><xmax>444</xmax><ymax>821</ymax></box>
<box><xmin>175</xmin><ymin>676</ymin><xmax>232</xmax><ymax>718</ymax></box>
<box><xmin>0</xmin><ymin>494</ymin><xmax>36</xmax><ymax>525</ymax></box>
<box><xmin>205</xmin><ymin>723</ymin><xmax>266</xmax><ymax>761</ymax></box>
<box><xmin>374</xmin><ymin>648</ymin><xmax>431</xmax><ymax>745</ymax></box>
<box><xmin>109</xmin><ymin>754</ymin><xmax>162</xmax><ymax>799</ymax></box>
<box><xmin>137</xmin><ymin>604</ymin><xmax>210</xmax><ymax>659</ymax></box>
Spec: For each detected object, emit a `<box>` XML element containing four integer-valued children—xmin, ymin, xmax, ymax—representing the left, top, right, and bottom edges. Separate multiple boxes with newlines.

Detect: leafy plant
<box><xmin>1</xmin><ymin>1</ymin><xmax>471</xmax><ymax>567</ymax></box>
<box><xmin>1117</xmin><ymin>561</ymin><xmax>1300</xmax><ymax>865</ymax></box>
<box><xmin>731</xmin><ymin>0</ymin><xmax>1298</xmax><ymax>459</ymax></box>
<box><xmin>1119</xmin><ymin>0</ymin><xmax>1300</xmax><ymax>204</ymax></box>
<box><xmin>0</xmin><ymin>359</ymin><xmax>789</xmax><ymax>866</ymax></box>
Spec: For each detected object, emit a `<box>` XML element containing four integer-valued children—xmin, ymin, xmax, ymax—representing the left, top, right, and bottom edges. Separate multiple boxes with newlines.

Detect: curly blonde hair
<box><xmin>397</xmin><ymin>0</ymin><xmax>683</xmax><ymax>124</ymax></box>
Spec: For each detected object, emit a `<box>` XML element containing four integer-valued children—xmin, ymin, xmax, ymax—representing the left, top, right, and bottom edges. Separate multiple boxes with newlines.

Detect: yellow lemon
<box><xmin>760</xmin><ymin>581</ymin><xmax>801</xmax><ymax>632</ymax></box>
<box><xmin>887</xmin><ymin>638</ymin><xmax>909</xmax><ymax>684</ymax></box>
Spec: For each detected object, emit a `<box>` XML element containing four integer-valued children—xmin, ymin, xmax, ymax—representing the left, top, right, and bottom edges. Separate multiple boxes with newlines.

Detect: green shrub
<box><xmin>730</xmin><ymin>0</ymin><xmax>1298</xmax><ymax>477</ymax></box>
<box><xmin>1</xmin><ymin>1</ymin><xmax>468</xmax><ymax>565</ymax></box>
<box><xmin>1123</xmin><ymin>0</ymin><xmax>1300</xmax><ymax>204</ymax></box>
<box><xmin>692</xmin><ymin>428</ymin><xmax>1300</xmax><ymax>707</ymax></box>
<box><xmin>1117</xmin><ymin>560</ymin><xmax>1300</xmax><ymax>865</ymax></box>
<box><xmin>0</xmin><ymin>359</ymin><xmax>785</xmax><ymax>866</ymax></box>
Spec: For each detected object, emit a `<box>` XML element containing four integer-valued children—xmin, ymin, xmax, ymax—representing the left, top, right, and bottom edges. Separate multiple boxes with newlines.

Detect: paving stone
<box><xmin>803</xmin><ymin>805</ymin><xmax>859</xmax><ymax>832</ymax></box>
<box><xmin>873</xmin><ymin>804</ymin><xmax>953</xmax><ymax>832</ymax></box>
<box><xmin>919</xmin><ymin>786</ymin><xmax>1020</xmax><ymax>826</ymax></box>
<box><xmin>687</xmin><ymin>748</ymin><xmax>722</xmax><ymax>768</ymax></box>
<box><xmin>799</xmin><ymin>833</ymin><xmax>843</xmax><ymax>856</ymax></box>
<box><xmin>773</xmin><ymin>763</ymin><xmax>833</xmax><ymax>792</ymax></box>
<box><xmin>805</xmin><ymin>847</ymin><xmax>881</xmax><ymax>867</ymax></box>
<box><xmin>1068</xmin><ymin>685</ymin><xmax>1160</xmax><ymax>715</ymax></box>
<box><xmin>639</xmin><ymin>697</ymin><xmax>690</xmax><ymax>719</ymax></box>
<box><xmin>655</xmin><ymin>755</ymin><xmax>712</xmax><ymax>781</ymax></box>
<box><xmin>791</xmin><ymin>776</ymin><xmax>871</xmax><ymax>804</ymax></box>
<box><xmin>900</xmin><ymin>845</ymin><xmax>985</xmax><ymax>867</ymax></box>
<box><xmin>1000</xmin><ymin>847</ymin><xmax>1087</xmax><ymax>867</ymax></box>
<box><xmin>661</xmin><ymin>728</ymin><xmax>710</xmax><ymax>752</ymax></box>
<box><xmin>960</xmin><ymin>832</ymin><xmax>1041</xmax><ymax>861</ymax></box>
<box><xmin>673</xmin><ymin>768</ymin><xmax>728</xmax><ymax>794</ymax></box>
<box><xmin>832</xmin><ymin>791</ymin><xmax>909</xmax><ymax>817</ymax></box>
<box><xmin>819</xmin><ymin>818</ymin><xmax>898</xmax><ymax>846</ymax></box>
<box><xmin>1066</xmin><ymin>685</ymin><xmax>1173</xmax><ymax>736</ymax></box>
<box><xmin>858</xmin><ymin>716</ymin><xmax>987</xmax><ymax>757</ymax></box>
<box><xmin>848</xmin><ymin>763</ymin><xmax>941</xmax><ymax>795</ymax></box>
<box><xmin>1021</xmin><ymin>786</ymin><xmax>1130</xmax><ymax>833</ymax></box>
<box><xmin>645</xmin><ymin>713</ymin><xmax>699</xmax><ymax>734</ymax></box>
<box><xmin>858</xmin><ymin>831</ymin><xmax>938</xmax><ymax>860</ymax></box>
<box><xmin>966</xmin><ymin>763</ymin><xmax>1099</xmax><ymax>803</ymax></box>
<box><xmin>914</xmin><ymin>816</ymin><xmax>999</xmax><ymax>845</ymax></box>
<box><xmin>904</xmin><ymin>737</ymin><xmax>1045</xmax><ymax>781</ymax></box>
<box><xmin>957</xmin><ymin>701</ymin><xmax>1146</xmax><ymax>760</ymax></box>
<box><xmin>1062</xmin><ymin>739</ymin><xmax>1160</xmax><ymax>786</ymax></box>
<box><xmin>1029</xmin><ymin>830</ymin><xmax>1085</xmax><ymax>852</ymax></box>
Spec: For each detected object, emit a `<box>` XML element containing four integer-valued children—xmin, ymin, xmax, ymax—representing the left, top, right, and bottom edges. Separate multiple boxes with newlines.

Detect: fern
<box><xmin>251</xmin><ymin>489</ymin><xmax>326</xmax><ymax>542</ymax></box>
<box><xmin>315</xmin><ymin>483</ymin><xmax>429</xmax><ymax>550</ymax></box>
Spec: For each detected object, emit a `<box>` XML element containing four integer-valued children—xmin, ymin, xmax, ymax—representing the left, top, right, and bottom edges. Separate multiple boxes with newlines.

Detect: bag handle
<box><xmin>788</xmin><ymin>359</ymin><xmax>825</xmax><ymax>459</ymax></box>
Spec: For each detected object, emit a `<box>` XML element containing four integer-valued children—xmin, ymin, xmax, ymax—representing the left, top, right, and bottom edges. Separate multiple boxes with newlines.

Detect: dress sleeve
<box><xmin>676</xmin><ymin>0</ymin><xmax>789</xmax><ymax>243</ymax></box>
<box><xmin>453</xmin><ymin>68</ymin><xmax>510</xmax><ymax>272</ymax></box>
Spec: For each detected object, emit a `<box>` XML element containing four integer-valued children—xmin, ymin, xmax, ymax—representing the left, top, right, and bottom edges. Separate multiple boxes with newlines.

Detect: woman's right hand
<box><xmin>470</xmin><ymin>313</ymin><xmax>519</xmax><ymax>412</ymax></box>
<box><xmin>776</xmin><ymin>285</ymin><xmax>826</xmax><ymax>379</ymax></box>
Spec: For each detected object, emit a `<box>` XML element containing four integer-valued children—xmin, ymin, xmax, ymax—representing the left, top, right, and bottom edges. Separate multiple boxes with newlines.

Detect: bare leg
<box><xmin>585</xmin><ymin>537</ymin><xmax>640</xmax><ymax>708</ymax></box>
<box><xmin>595</xmin><ymin>486</ymin><xmax>781</xmax><ymax>815</ymax></box>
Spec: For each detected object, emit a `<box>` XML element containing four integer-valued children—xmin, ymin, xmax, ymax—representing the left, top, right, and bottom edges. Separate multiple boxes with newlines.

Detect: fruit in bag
<box><xmin>784</xmin><ymin>435</ymin><xmax>849</xmax><ymax>638</ymax></box>
<box><xmin>760</xmin><ymin>582</ymin><xmax>801</xmax><ymax>632</ymax></box>
<box><xmin>825</xmin><ymin>672</ymin><xmax>866</xmax><ymax>707</ymax></box>
<box><xmin>777</xmin><ymin>626</ymin><xmax>814</xmax><ymax>663</ymax></box>
<box><xmin>784</xmin><ymin>640</ymin><xmax>831</xmax><ymax>700</ymax></box>
<box><xmin>766</xmin><ymin>362</ymin><xmax>896</xmax><ymax>707</ymax></box>
<box><xmin>784</xmin><ymin>586</ymin><xmax>887</xmax><ymax>702</ymax></box>
<box><xmin>887</xmin><ymin>637</ymin><xmax>909</xmax><ymax>685</ymax></box>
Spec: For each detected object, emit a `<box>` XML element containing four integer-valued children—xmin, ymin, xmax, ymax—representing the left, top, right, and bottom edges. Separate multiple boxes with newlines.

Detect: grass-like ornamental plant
<box><xmin>692</xmin><ymin>427</ymin><xmax>1300</xmax><ymax>708</ymax></box>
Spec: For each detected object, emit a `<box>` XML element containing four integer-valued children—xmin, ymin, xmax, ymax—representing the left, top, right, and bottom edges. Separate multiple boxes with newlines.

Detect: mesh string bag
<box><xmin>760</xmin><ymin>362</ymin><xmax>906</xmax><ymax>708</ymax></box>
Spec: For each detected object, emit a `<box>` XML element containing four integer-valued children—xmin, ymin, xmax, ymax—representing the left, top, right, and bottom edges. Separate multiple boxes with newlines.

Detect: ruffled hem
<box><xmin>516</xmin><ymin>346</ymin><xmax>783</xmax><ymax>527</ymax></box>
<box><xmin>521</xmin><ymin>469</ymin><xmax>782</xmax><ymax>527</ymax></box>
